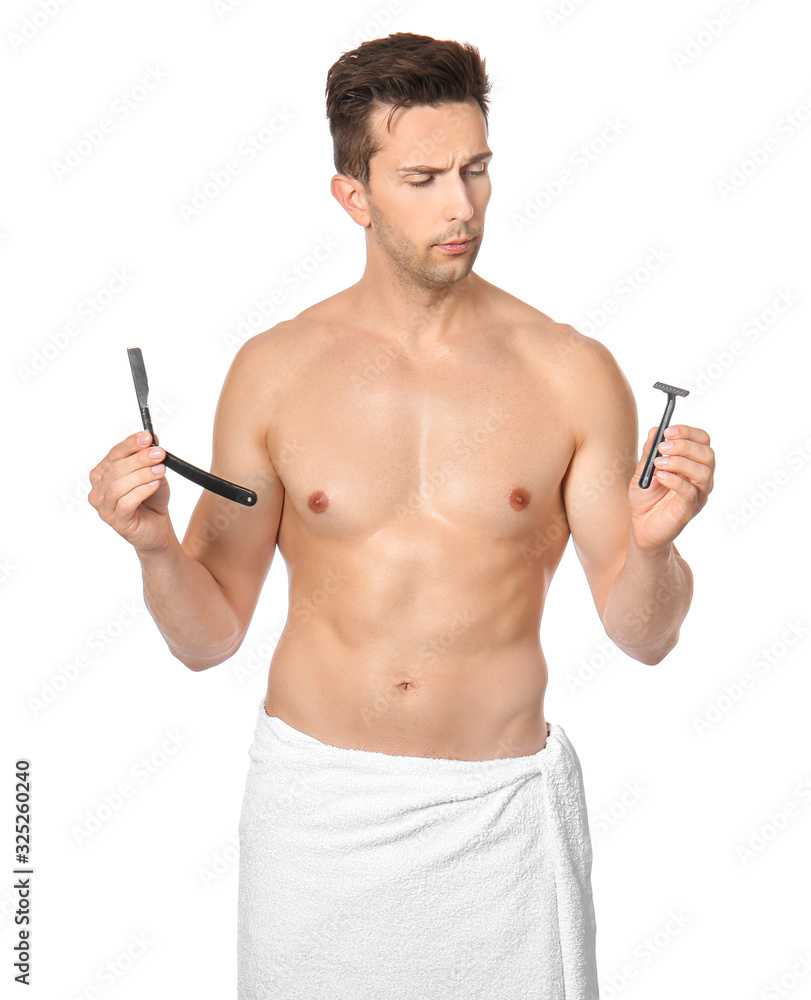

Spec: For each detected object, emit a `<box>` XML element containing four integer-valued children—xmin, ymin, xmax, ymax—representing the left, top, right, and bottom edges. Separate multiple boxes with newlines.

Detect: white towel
<box><xmin>237</xmin><ymin>697</ymin><xmax>599</xmax><ymax>999</ymax></box>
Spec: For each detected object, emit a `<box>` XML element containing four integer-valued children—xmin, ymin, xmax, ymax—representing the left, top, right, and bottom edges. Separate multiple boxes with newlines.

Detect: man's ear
<box><xmin>331</xmin><ymin>173</ymin><xmax>371</xmax><ymax>227</ymax></box>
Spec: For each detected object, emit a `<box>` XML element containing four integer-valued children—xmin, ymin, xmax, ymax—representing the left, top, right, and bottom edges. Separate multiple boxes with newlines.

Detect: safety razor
<box><xmin>638</xmin><ymin>381</ymin><xmax>690</xmax><ymax>489</ymax></box>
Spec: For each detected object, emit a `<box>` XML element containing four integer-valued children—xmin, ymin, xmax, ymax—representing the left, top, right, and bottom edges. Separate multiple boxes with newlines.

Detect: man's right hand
<box><xmin>88</xmin><ymin>431</ymin><xmax>172</xmax><ymax>554</ymax></box>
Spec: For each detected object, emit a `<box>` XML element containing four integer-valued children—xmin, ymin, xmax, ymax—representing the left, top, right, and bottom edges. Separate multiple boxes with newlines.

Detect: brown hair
<box><xmin>325</xmin><ymin>32</ymin><xmax>492</xmax><ymax>190</ymax></box>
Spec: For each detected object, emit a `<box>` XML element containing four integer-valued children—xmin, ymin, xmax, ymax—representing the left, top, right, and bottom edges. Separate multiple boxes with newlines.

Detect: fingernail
<box><xmin>137</xmin><ymin>432</ymin><xmax>150</xmax><ymax>444</ymax></box>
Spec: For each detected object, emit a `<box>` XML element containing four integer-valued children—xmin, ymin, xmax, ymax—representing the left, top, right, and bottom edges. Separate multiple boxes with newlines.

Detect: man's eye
<box><xmin>407</xmin><ymin>168</ymin><xmax>488</xmax><ymax>189</ymax></box>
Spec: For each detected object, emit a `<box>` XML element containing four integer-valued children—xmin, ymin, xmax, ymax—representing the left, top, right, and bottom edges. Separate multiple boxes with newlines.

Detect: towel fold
<box><xmin>237</xmin><ymin>697</ymin><xmax>598</xmax><ymax>999</ymax></box>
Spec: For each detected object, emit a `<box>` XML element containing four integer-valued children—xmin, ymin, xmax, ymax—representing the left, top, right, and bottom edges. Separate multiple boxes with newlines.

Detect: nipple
<box><xmin>308</xmin><ymin>490</ymin><xmax>329</xmax><ymax>513</ymax></box>
<box><xmin>509</xmin><ymin>487</ymin><xmax>531</xmax><ymax>511</ymax></box>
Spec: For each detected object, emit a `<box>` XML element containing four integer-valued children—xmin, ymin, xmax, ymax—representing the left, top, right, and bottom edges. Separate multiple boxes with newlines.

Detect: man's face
<box><xmin>362</xmin><ymin>99</ymin><xmax>492</xmax><ymax>289</ymax></box>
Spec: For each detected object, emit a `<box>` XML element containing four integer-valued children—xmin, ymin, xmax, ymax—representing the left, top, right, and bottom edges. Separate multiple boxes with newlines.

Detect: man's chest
<box><xmin>267</xmin><ymin>336</ymin><xmax>577</xmax><ymax>542</ymax></box>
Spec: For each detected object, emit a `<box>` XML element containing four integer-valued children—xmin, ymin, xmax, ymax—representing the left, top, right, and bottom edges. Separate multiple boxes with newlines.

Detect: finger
<box><xmin>654</xmin><ymin>468</ymin><xmax>699</xmax><ymax>502</ymax></box>
<box><xmin>113</xmin><ymin>479</ymin><xmax>164</xmax><ymax>522</ymax></box>
<box><xmin>653</xmin><ymin>453</ymin><xmax>713</xmax><ymax>489</ymax></box>
<box><xmin>97</xmin><ymin>462</ymin><xmax>166</xmax><ymax>520</ymax></box>
<box><xmin>99</xmin><ymin>439</ymin><xmax>166</xmax><ymax>486</ymax></box>
<box><xmin>107</xmin><ymin>431</ymin><xmax>157</xmax><ymax>463</ymax></box>
<box><xmin>89</xmin><ymin>447</ymin><xmax>162</xmax><ymax>513</ymax></box>
<box><xmin>657</xmin><ymin>437</ymin><xmax>715</xmax><ymax>466</ymax></box>
<box><xmin>662</xmin><ymin>424</ymin><xmax>711</xmax><ymax>446</ymax></box>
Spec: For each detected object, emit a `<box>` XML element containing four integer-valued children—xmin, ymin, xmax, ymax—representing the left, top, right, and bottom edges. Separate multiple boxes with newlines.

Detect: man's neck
<box><xmin>348</xmin><ymin>268</ymin><xmax>485</xmax><ymax>350</ymax></box>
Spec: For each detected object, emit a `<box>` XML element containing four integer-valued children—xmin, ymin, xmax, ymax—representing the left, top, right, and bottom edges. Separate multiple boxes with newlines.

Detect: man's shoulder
<box><xmin>234</xmin><ymin>305</ymin><xmax>335</xmax><ymax>372</ymax></box>
<box><xmin>489</xmin><ymin>288</ymin><xmax>616</xmax><ymax>375</ymax></box>
<box><xmin>476</xmin><ymin>280</ymin><xmax>603</xmax><ymax>357</ymax></box>
<box><xmin>494</xmin><ymin>296</ymin><xmax>634</xmax><ymax>445</ymax></box>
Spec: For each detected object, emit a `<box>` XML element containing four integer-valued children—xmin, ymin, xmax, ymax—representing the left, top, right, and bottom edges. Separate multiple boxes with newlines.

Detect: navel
<box><xmin>307</xmin><ymin>489</ymin><xmax>329</xmax><ymax>513</ymax></box>
<box><xmin>509</xmin><ymin>487</ymin><xmax>531</xmax><ymax>511</ymax></box>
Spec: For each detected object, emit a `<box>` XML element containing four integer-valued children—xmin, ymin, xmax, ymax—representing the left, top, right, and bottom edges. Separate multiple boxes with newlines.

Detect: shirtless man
<box><xmin>89</xmin><ymin>62</ymin><xmax>713</xmax><ymax>766</ymax></box>
<box><xmin>89</xmin><ymin>33</ymin><xmax>715</xmax><ymax>994</ymax></box>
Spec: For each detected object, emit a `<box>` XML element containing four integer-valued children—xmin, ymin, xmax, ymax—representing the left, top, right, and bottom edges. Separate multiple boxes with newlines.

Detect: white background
<box><xmin>2</xmin><ymin>0</ymin><xmax>810</xmax><ymax>997</ymax></box>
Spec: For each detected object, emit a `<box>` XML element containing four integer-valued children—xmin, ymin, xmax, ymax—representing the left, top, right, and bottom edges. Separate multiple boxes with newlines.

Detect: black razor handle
<box><xmin>639</xmin><ymin>396</ymin><xmax>676</xmax><ymax>489</ymax></box>
<box><xmin>139</xmin><ymin>404</ymin><xmax>257</xmax><ymax>507</ymax></box>
<box><xmin>161</xmin><ymin>451</ymin><xmax>257</xmax><ymax>506</ymax></box>
<box><xmin>639</xmin><ymin>381</ymin><xmax>689</xmax><ymax>490</ymax></box>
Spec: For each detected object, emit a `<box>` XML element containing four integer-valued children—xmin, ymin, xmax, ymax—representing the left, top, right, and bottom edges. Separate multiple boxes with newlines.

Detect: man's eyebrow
<box><xmin>396</xmin><ymin>152</ymin><xmax>493</xmax><ymax>173</ymax></box>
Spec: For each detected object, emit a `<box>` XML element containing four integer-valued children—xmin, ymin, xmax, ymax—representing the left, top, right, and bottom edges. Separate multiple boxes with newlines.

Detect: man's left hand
<box><xmin>628</xmin><ymin>423</ymin><xmax>715</xmax><ymax>552</ymax></box>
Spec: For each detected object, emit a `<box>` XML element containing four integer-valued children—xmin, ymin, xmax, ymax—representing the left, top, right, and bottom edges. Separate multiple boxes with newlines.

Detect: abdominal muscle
<box><xmin>263</xmin><ymin>535</ymin><xmax>555</xmax><ymax>761</ymax></box>
<box><xmin>265</xmin><ymin>630</ymin><xmax>550</xmax><ymax>761</ymax></box>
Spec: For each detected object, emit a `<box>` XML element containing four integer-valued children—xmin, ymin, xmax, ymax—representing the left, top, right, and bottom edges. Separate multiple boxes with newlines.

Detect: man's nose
<box><xmin>442</xmin><ymin>178</ymin><xmax>475</xmax><ymax>223</ymax></box>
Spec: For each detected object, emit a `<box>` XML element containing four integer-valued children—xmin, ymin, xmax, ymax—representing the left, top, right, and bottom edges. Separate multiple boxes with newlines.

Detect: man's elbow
<box><xmin>177</xmin><ymin>635</ymin><xmax>245</xmax><ymax>672</ymax></box>
<box><xmin>607</xmin><ymin>630</ymin><xmax>680</xmax><ymax>665</ymax></box>
<box><xmin>635</xmin><ymin>646</ymin><xmax>673</xmax><ymax>666</ymax></box>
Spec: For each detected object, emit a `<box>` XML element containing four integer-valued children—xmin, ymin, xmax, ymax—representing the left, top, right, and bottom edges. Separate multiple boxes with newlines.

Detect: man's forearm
<box><xmin>137</xmin><ymin>526</ymin><xmax>242</xmax><ymax>671</ymax></box>
<box><xmin>602</xmin><ymin>526</ymin><xmax>694</xmax><ymax>665</ymax></box>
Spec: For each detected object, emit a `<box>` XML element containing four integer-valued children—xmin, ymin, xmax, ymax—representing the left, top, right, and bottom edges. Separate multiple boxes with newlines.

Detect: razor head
<box><xmin>127</xmin><ymin>347</ymin><xmax>149</xmax><ymax>409</ymax></box>
<box><xmin>127</xmin><ymin>346</ymin><xmax>156</xmax><ymax>443</ymax></box>
<box><xmin>653</xmin><ymin>381</ymin><xmax>689</xmax><ymax>397</ymax></box>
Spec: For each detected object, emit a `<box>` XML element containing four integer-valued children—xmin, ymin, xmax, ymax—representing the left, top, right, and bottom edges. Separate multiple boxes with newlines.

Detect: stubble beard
<box><xmin>367</xmin><ymin>198</ymin><xmax>481</xmax><ymax>296</ymax></box>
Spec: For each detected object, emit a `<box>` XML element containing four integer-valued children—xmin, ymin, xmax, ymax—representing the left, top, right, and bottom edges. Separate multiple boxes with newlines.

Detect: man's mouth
<box><xmin>435</xmin><ymin>238</ymin><xmax>473</xmax><ymax>252</ymax></box>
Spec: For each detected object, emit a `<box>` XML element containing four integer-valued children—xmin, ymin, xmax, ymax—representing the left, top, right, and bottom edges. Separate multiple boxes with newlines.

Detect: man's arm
<box><xmin>138</xmin><ymin>332</ymin><xmax>285</xmax><ymax>671</ymax></box>
<box><xmin>559</xmin><ymin>329</ymin><xmax>700</xmax><ymax>665</ymax></box>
